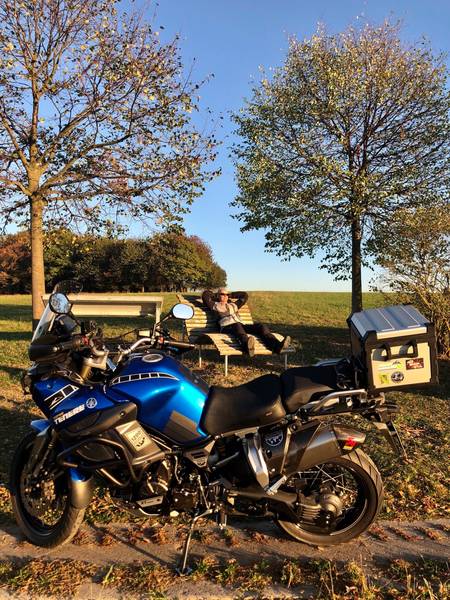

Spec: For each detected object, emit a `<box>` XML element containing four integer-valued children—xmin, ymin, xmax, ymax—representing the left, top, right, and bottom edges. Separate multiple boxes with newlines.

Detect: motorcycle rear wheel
<box><xmin>276</xmin><ymin>449</ymin><xmax>383</xmax><ymax>546</ymax></box>
<box><xmin>10</xmin><ymin>431</ymin><xmax>85</xmax><ymax>547</ymax></box>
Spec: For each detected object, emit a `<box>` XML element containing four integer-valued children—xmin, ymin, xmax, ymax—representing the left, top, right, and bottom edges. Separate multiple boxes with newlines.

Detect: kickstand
<box><xmin>177</xmin><ymin>508</ymin><xmax>214</xmax><ymax>575</ymax></box>
<box><xmin>216</xmin><ymin>508</ymin><xmax>227</xmax><ymax>530</ymax></box>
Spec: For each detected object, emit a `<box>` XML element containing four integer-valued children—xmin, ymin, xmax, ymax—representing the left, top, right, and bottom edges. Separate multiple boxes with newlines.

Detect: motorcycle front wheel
<box><xmin>276</xmin><ymin>449</ymin><xmax>384</xmax><ymax>546</ymax></box>
<box><xmin>9</xmin><ymin>431</ymin><xmax>85</xmax><ymax>547</ymax></box>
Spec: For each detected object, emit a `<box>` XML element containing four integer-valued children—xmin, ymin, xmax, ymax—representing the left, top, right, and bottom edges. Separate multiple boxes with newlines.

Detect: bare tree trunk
<box><xmin>31</xmin><ymin>194</ymin><xmax>45</xmax><ymax>330</ymax></box>
<box><xmin>351</xmin><ymin>217</ymin><xmax>363</xmax><ymax>313</ymax></box>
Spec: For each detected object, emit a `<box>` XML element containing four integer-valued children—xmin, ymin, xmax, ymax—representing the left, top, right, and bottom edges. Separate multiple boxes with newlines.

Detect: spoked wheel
<box><xmin>9</xmin><ymin>432</ymin><xmax>85</xmax><ymax>547</ymax></box>
<box><xmin>276</xmin><ymin>449</ymin><xmax>384</xmax><ymax>546</ymax></box>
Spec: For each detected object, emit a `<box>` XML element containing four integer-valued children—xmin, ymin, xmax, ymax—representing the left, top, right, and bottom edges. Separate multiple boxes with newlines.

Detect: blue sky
<box><xmin>8</xmin><ymin>1</ymin><xmax>445</xmax><ymax>292</ymax></box>
<box><xmin>138</xmin><ymin>0</ymin><xmax>449</xmax><ymax>291</ymax></box>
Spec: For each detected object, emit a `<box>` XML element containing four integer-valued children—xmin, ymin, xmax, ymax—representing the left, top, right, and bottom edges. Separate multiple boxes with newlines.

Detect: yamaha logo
<box><xmin>265</xmin><ymin>430</ymin><xmax>284</xmax><ymax>447</ymax></box>
<box><xmin>86</xmin><ymin>397</ymin><xmax>97</xmax><ymax>409</ymax></box>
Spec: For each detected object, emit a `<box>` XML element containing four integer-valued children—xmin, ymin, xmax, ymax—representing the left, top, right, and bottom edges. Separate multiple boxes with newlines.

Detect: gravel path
<box><xmin>0</xmin><ymin>516</ymin><xmax>448</xmax><ymax>598</ymax></box>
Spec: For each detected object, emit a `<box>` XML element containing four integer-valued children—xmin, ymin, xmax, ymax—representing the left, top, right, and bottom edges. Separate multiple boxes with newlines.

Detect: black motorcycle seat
<box><xmin>200</xmin><ymin>374</ymin><xmax>286</xmax><ymax>436</ymax></box>
<box><xmin>280</xmin><ymin>365</ymin><xmax>340</xmax><ymax>413</ymax></box>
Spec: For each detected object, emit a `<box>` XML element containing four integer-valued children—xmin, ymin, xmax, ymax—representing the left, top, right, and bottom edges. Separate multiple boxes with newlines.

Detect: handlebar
<box><xmin>53</xmin><ymin>334</ymin><xmax>106</xmax><ymax>356</ymax></box>
<box><xmin>117</xmin><ymin>336</ymin><xmax>195</xmax><ymax>359</ymax></box>
<box><xmin>164</xmin><ymin>340</ymin><xmax>195</xmax><ymax>351</ymax></box>
<box><xmin>125</xmin><ymin>337</ymin><xmax>153</xmax><ymax>354</ymax></box>
<box><xmin>49</xmin><ymin>326</ymin><xmax>194</xmax><ymax>363</ymax></box>
<box><xmin>53</xmin><ymin>335</ymin><xmax>84</xmax><ymax>353</ymax></box>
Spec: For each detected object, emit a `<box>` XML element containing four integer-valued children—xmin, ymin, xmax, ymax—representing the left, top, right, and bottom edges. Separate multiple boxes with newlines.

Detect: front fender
<box><xmin>30</xmin><ymin>419</ymin><xmax>93</xmax><ymax>509</ymax></box>
<box><xmin>68</xmin><ymin>468</ymin><xmax>94</xmax><ymax>509</ymax></box>
<box><xmin>30</xmin><ymin>419</ymin><xmax>51</xmax><ymax>434</ymax></box>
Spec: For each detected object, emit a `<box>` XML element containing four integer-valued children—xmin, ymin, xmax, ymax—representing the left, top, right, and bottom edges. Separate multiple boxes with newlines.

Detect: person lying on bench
<box><xmin>202</xmin><ymin>288</ymin><xmax>291</xmax><ymax>357</ymax></box>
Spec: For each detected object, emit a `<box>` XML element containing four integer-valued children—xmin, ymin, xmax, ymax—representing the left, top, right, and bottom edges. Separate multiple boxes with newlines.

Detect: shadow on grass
<box><xmin>0</xmin><ymin>402</ymin><xmax>37</xmax><ymax>525</ymax></box>
<box><xmin>0</xmin><ymin>331</ymin><xmax>32</xmax><ymax>342</ymax></box>
<box><xmin>0</xmin><ymin>365</ymin><xmax>25</xmax><ymax>382</ymax></box>
<box><xmin>413</xmin><ymin>359</ymin><xmax>450</xmax><ymax>401</ymax></box>
<box><xmin>0</xmin><ymin>403</ymin><xmax>37</xmax><ymax>478</ymax></box>
<box><xmin>0</xmin><ymin>304</ymin><xmax>31</xmax><ymax>321</ymax></box>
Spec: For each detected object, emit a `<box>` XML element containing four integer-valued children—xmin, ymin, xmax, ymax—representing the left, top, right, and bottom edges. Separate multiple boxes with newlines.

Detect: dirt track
<box><xmin>0</xmin><ymin>515</ymin><xmax>448</xmax><ymax>598</ymax></box>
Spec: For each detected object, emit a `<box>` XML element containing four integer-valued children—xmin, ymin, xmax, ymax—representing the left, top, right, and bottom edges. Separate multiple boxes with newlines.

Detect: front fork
<box><xmin>30</xmin><ymin>419</ymin><xmax>94</xmax><ymax>508</ymax></box>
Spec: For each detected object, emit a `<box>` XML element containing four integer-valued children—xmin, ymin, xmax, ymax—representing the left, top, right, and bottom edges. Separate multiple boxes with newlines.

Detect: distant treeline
<box><xmin>0</xmin><ymin>229</ymin><xmax>227</xmax><ymax>293</ymax></box>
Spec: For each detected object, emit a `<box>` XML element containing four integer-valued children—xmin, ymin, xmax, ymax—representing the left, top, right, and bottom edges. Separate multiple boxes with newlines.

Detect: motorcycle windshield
<box><xmin>31</xmin><ymin>279</ymin><xmax>82</xmax><ymax>342</ymax></box>
<box><xmin>31</xmin><ymin>303</ymin><xmax>56</xmax><ymax>342</ymax></box>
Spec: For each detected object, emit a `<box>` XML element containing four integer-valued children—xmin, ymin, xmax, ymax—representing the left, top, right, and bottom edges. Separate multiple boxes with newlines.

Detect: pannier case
<box><xmin>348</xmin><ymin>305</ymin><xmax>438</xmax><ymax>394</ymax></box>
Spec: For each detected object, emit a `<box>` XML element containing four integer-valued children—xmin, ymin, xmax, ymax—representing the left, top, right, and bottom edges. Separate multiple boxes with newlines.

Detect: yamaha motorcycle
<box><xmin>10</xmin><ymin>281</ymin><xmax>405</xmax><ymax>572</ymax></box>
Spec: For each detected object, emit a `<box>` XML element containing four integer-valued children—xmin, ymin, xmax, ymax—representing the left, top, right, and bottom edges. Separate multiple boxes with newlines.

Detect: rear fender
<box><xmin>30</xmin><ymin>419</ymin><xmax>93</xmax><ymax>509</ymax></box>
<box><xmin>293</xmin><ymin>424</ymin><xmax>365</xmax><ymax>472</ymax></box>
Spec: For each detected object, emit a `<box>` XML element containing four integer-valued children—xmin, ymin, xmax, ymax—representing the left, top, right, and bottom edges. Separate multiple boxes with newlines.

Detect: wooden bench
<box><xmin>43</xmin><ymin>293</ymin><xmax>164</xmax><ymax>323</ymax></box>
<box><xmin>177</xmin><ymin>293</ymin><xmax>294</xmax><ymax>376</ymax></box>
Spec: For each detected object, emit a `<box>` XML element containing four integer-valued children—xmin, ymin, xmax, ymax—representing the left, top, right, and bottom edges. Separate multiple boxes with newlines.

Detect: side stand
<box><xmin>216</xmin><ymin>508</ymin><xmax>227</xmax><ymax>530</ymax></box>
<box><xmin>177</xmin><ymin>508</ymin><xmax>214</xmax><ymax>575</ymax></box>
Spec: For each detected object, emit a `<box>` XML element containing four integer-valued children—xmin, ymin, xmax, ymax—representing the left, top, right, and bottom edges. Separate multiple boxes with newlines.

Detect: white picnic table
<box><xmin>42</xmin><ymin>293</ymin><xmax>164</xmax><ymax>324</ymax></box>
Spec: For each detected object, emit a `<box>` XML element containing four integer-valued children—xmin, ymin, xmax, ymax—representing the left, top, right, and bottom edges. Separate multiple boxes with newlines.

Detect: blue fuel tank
<box><xmin>32</xmin><ymin>352</ymin><xmax>210</xmax><ymax>446</ymax></box>
<box><xmin>105</xmin><ymin>352</ymin><xmax>210</xmax><ymax>445</ymax></box>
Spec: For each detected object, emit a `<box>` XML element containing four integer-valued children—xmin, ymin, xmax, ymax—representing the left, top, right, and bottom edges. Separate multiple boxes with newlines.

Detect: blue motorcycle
<box><xmin>10</xmin><ymin>281</ymin><xmax>403</xmax><ymax>571</ymax></box>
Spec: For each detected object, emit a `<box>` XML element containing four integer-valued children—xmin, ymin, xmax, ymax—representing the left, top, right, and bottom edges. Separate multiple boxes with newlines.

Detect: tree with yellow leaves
<box><xmin>0</xmin><ymin>0</ymin><xmax>218</xmax><ymax>325</ymax></box>
<box><xmin>372</xmin><ymin>203</ymin><xmax>450</xmax><ymax>356</ymax></box>
<box><xmin>232</xmin><ymin>22</ymin><xmax>450</xmax><ymax>312</ymax></box>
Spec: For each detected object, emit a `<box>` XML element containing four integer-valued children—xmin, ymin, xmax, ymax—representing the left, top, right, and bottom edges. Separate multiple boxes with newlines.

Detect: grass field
<box><xmin>0</xmin><ymin>291</ymin><xmax>448</xmax><ymax>526</ymax></box>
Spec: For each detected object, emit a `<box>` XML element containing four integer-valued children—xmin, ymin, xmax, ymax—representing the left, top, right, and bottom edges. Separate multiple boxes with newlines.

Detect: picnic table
<box><xmin>42</xmin><ymin>293</ymin><xmax>164</xmax><ymax>325</ymax></box>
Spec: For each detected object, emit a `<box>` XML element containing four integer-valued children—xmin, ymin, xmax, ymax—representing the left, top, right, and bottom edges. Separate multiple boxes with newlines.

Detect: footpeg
<box><xmin>265</xmin><ymin>475</ymin><xmax>287</xmax><ymax>496</ymax></box>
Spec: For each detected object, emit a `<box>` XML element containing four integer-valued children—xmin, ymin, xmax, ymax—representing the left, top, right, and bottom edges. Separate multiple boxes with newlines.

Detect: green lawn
<box><xmin>0</xmin><ymin>292</ymin><xmax>448</xmax><ymax>523</ymax></box>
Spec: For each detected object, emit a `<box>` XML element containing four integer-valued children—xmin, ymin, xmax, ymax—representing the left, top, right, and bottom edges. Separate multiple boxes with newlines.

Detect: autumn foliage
<box><xmin>0</xmin><ymin>230</ymin><xmax>226</xmax><ymax>294</ymax></box>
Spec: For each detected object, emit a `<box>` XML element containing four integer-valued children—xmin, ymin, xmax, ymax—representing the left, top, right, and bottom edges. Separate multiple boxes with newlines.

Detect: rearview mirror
<box><xmin>171</xmin><ymin>303</ymin><xmax>194</xmax><ymax>320</ymax></box>
<box><xmin>49</xmin><ymin>292</ymin><xmax>72</xmax><ymax>315</ymax></box>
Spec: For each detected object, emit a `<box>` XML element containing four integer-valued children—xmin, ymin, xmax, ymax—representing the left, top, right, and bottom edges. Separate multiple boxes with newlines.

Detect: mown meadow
<box><xmin>0</xmin><ymin>291</ymin><xmax>448</xmax><ymax>525</ymax></box>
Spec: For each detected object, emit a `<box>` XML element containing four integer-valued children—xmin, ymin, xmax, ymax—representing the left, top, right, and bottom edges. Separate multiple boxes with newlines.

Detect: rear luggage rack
<box><xmin>299</xmin><ymin>389</ymin><xmax>392</xmax><ymax>419</ymax></box>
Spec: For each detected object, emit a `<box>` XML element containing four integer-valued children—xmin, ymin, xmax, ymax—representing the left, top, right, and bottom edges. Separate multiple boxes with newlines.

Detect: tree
<box><xmin>0</xmin><ymin>0</ymin><xmax>218</xmax><ymax>325</ymax></box>
<box><xmin>0</xmin><ymin>229</ymin><xmax>227</xmax><ymax>293</ymax></box>
<box><xmin>232</xmin><ymin>22</ymin><xmax>450</xmax><ymax>312</ymax></box>
<box><xmin>205</xmin><ymin>262</ymin><xmax>227</xmax><ymax>288</ymax></box>
<box><xmin>73</xmin><ymin>237</ymin><xmax>122</xmax><ymax>292</ymax></box>
<box><xmin>0</xmin><ymin>232</ymin><xmax>31</xmax><ymax>293</ymax></box>
<box><xmin>149</xmin><ymin>231</ymin><xmax>207</xmax><ymax>291</ymax></box>
<box><xmin>148</xmin><ymin>229</ymin><xmax>226</xmax><ymax>291</ymax></box>
<box><xmin>372</xmin><ymin>204</ymin><xmax>450</xmax><ymax>357</ymax></box>
<box><xmin>44</xmin><ymin>228</ymin><xmax>79</xmax><ymax>287</ymax></box>
<box><xmin>188</xmin><ymin>234</ymin><xmax>227</xmax><ymax>287</ymax></box>
<box><xmin>111</xmin><ymin>239</ymin><xmax>151</xmax><ymax>292</ymax></box>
